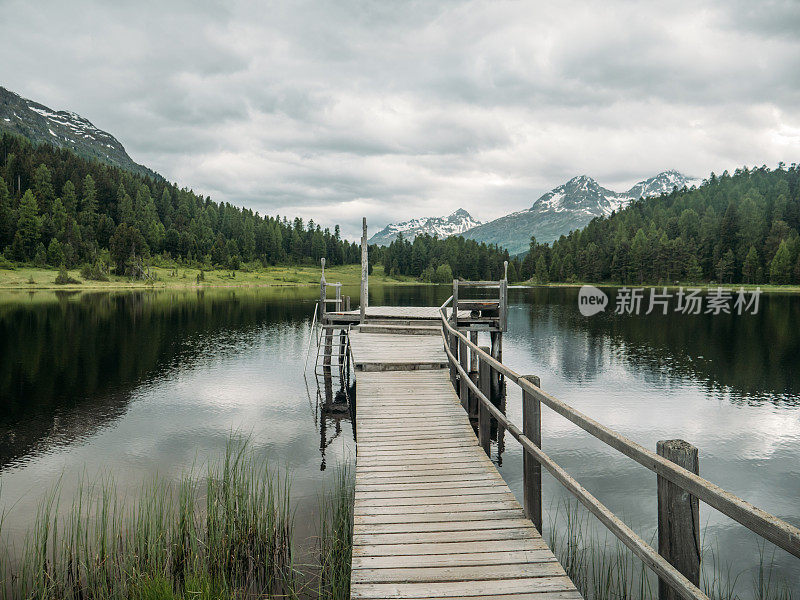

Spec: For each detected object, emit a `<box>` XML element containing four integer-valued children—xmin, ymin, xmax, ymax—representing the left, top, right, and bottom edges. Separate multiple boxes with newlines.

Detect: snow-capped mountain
<box><xmin>0</xmin><ymin>86</ymin><xmax>156</xmax><ymax>178</ymax></box>
<box><xmin>461</xmin><ymin>171</ymin><xmax>696</xmax><ymax>254</ymax></box>
<box><xmin>368</xmin><ymin>209</ymin><xmax>481</xmax><ymax>246</ymax></box>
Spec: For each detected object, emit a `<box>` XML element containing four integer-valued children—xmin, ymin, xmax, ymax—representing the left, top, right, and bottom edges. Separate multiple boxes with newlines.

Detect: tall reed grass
<box><xmin>0</xmin><ymin>439</ymin><xmax>336</xmax><ymax>600</ymax></box>
<box><xmin>547</xmin><ymin>499</ymin><xmax>794</xmax><ymax>600</ymax></box>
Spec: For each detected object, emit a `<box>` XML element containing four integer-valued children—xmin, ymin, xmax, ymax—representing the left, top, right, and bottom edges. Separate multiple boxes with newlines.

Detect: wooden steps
<box><xmin>352</xmin><ymin>362</ymin><xmax>581</xmax><ymax>600</ymax></box>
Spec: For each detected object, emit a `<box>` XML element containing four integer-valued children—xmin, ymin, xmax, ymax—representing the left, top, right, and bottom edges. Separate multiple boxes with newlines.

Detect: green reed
<box><xmin>547</xmin><ymin>499</ymin><xmax>794</xmax><ymax>600</ymax></box>
<box><xmin>0</xmin><ymin>439</ymin><xmax>315</xmax><ymax>600</ymax></box>
<box><xmin>316</xmin><ymin>462</ymin><xmax>354</xmax><ymax>600</ymax></box>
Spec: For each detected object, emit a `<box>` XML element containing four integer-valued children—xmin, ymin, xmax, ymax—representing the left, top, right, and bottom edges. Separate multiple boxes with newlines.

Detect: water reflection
<box><xmin>513</xmin><ymin>287</ymin><xmax>800</xmax><ymax>404</ymax></box>
<box><xmin>0</xmin><ymin>289</ymin><xmax>320</xmax><ymax>470</ymax></box>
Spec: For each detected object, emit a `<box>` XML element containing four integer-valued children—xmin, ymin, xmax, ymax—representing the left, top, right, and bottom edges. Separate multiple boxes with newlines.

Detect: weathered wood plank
<box><xmin>349</xmin><ymin>577</ymin><xmax>577</xmax><ymax>599</ymax></box>
<box><xmin>352</xmin><ymin>549</ymin><xmax>555</xmax><ymax>569</ymax></box>
<box><xmin>351</xmin><ymin>562</ymin><xmax>567</xmax><ymax>583</ymax></box>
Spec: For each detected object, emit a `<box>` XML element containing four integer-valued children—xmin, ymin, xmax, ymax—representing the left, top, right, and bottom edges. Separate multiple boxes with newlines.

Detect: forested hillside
<box><xmin>0</xmin><ymin>133</ymin><xmax>362</xmax><ymax>274</ymax></box>
<box><xmin>520</xmin><ymin>164</ymin><xmax>800</xmax><ymax>285</ymax></box>
<box><xmin>0</xmin><ymin>132</ymin><xmax>515</xmax><ymax>281</ymax></box>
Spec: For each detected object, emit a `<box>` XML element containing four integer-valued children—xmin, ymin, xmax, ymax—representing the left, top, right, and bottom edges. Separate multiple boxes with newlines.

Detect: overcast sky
<box><xmin>2</xmin><ymin>0</ymin><xmax>799</xmax><ymax>238</ymax></box>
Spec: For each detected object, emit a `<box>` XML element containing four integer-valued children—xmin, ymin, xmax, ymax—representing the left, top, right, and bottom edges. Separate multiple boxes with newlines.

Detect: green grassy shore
<box><xmin>0</xmin><ymin>264</ymin><xmax>417</xmax><ymax>290</ymax></box>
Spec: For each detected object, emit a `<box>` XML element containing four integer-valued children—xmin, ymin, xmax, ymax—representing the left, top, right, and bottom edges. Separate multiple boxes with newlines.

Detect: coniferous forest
<box><xmin>0</xmin><ymin>132</ymin><xmax>514</xmax><ymax>279</ymax></box>
<box><xmin>519</xmin><ymin>164</ymin><xmax>800</xmax><ymax>285</ymax></box>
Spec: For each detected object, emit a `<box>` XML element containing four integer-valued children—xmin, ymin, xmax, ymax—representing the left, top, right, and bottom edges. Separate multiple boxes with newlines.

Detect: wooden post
<box><xmin>499</xmin><ymin>278</ymin><xmax>508</xmax><ymax>331</ymax></box>
<box><xmin>490</xmin><ymin>331</ymin><xmax>502</xmax><ymax>407</ymax></box>
<box><xmin>360</xmin><ymin>217</ymin><xmax>368</xmax><ymax>323</ymax></box>
<box><xmin>478</xmin><ymin>347</ymin><xmax>491</xmax><ymax>456</ymax></box>
<box><xmin>319</xmin><ymin>257</ymin><xmax>326</xmax><ymax>319</ymax></box>
<box><xmin>338</xmin><ymin>328</ymin><xmax>346</xmax><ymax>377</ymax></box>
<box><xmin>521</xmin><ymin>375</ymin><xmax>542</xmax><ymax>532</ymax></box>
<box><xmin>458</xmin><ymin>338</ymin><xmax>469</xmax><ymax>410</ymax></box>
<box><xmin>336</xmin><ymin>282</ymin><xmax>342</xmax><ymax>312</ymax></box>
<box><xmin>448</xmin><ymin>330</ymin><xmax>459</xmax><ymax>390</ymax></box>
<box><xmin>452</xmin><ymin>279</ymin><xmax>459</xmax><ymax>324</ymax></box>
<box><xmin>345</xmin><ymin>296</ymin><xmax>351</xmax><ymax>312</ymax></box>
<box><xmin>657</xmin><ymin>439</ymin><xmax>701</xmax><ymax>600</ymax></box>
<box><xmin>470</xmin><ymin>331</ymin><xmax>478</xmax><ymax>372</ymax></box>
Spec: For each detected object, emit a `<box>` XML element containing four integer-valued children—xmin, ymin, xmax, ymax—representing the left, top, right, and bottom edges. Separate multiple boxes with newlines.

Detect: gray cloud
<box><xmin>1</xmin><ymin>0</ymin><xmax>799</xmax><ymax>238</ymax></box>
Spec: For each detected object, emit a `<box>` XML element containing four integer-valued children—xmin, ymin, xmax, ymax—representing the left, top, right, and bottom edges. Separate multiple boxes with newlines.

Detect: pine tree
<box><xmin>770</xmin><ymin>240</ymin><xmax>792</xmax><ymax>284</ymax></box>
<box><xmin>742</xmin><ymin>246</ymin><xmax>759</xmax><ymax>284</ymax></box>
<box><xmin>61</xmin><ymin>180</ymin><xmax>78</xmax><ymax>217</ymax></box>
<box><xmin>16</xmin><ymin>190</ymin><xmax>42</xmax><ymax>259</ymax></box>
<box><xmin>33</xmin><ymin>164</ymin><xmax>55</xmax><ymax>215</ymax></box>
<box><xmin>535</xmin><ymin>256</ymin><xmax>548</xmax><ymax>283</ymax></box>
<box><xmin>47</xmin><ymin>238</ymin><xmax>65</xmax><ymax>266</ymax></box>
<box><xmin>0</xmin><ymin>175</ymin><xmax>14</xmax><ymax>248</ymax></box>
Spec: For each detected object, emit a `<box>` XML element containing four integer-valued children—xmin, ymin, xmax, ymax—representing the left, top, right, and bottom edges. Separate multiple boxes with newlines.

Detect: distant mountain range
<box><xmin>0</xmin><ymin>86</ymin><xmax>157</xmax><ymax>179</ymax></box>
<box><xmin>459</xmin><ymin>170</ymin><xmax>696</xmax><ymax>254</ymax></box>
<box><xmin>368</xmin><ymin>208</ymin><xmax>481</xmax><ymax>245</ymax></box>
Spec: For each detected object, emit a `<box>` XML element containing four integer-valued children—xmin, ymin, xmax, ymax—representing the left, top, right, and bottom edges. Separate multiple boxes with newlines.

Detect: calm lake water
<box><xmin>0</xmin><ymin>285</ymin><xmax>798</xmax><ymax>593</ymax></box>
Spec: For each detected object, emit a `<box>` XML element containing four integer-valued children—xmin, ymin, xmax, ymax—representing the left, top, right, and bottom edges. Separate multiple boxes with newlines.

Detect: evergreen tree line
<box><xmin>375</xmin><ymin>233</ymin><xmax>520</xmax><ymax>283</ymax></box>
<box><xmin>0</xmin><ymin>133</ymin><xmax>363</xmax><ymax>274</ymax></box>
<box><xmin>519</xmin><ymin>164</ymin><xmax>800</xmax><ymax>285</ymax></box>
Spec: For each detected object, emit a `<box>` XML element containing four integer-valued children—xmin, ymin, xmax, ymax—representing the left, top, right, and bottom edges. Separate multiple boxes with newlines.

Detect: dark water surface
<box><xmin>0</xmin><ymin>285</ymin><xmax>798</xmax><ymax>592</ymax></box>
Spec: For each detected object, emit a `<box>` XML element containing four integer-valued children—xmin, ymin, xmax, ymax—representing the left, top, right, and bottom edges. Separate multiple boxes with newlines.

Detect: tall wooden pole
<box><xmin>360</xmin><ymin>217</ymin><xmax>368</xmax><ymax>323</ymax></box>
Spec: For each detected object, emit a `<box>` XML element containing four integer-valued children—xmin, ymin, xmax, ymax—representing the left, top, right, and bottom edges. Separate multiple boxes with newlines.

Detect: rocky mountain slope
<box><xmin>368</xmin><ymin>208</ymin><xmax>481</xmax><ymax>246</ymax></box>
<box><xmin>461</xmin><ymin>171</ymin><xmax>695</xmax><ymax>254</ymax></box>
<box><xmin>0</xmin><ymin>86</ymin><xmax>157</xmax><ymax>179</ymax></box>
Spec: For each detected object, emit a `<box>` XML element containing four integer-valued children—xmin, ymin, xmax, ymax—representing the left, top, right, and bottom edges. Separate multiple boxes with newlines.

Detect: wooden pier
<box><xmin>349</xmin><ymin>326</ymin><xmax>581</xmax><ymax>600</ymax></box>
<box><xmin>309</xmin><ymin>219</ymin><xmax>800</xmax><ymax>600</ymax></box>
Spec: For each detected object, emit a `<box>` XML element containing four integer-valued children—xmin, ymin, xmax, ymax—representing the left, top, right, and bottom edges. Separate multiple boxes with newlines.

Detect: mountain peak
<box><xmin>626</xmin><ymin>170</ymin><xmax>694</xmax><ymax>199</ymax></box>
<box><xmin>0</xmin><ymin>86</ymin><xmax>157</xmax><ymax>179</ymax></box>
<box><xmin>460</xmin><ymin>169</ymin><xmax>699</xmax><ymax>254</ymax></box>
<box><xmin>368</xmin><ymin>209</ymin><xmax>481</xmax><ymax>246</ymax></box>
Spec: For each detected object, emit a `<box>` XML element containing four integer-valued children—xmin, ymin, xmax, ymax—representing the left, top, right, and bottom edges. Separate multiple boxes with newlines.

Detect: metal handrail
<box><xmin>438</xmin><ymin>298</ymin><xmax>800</xmax><ymax>597</ymax></box>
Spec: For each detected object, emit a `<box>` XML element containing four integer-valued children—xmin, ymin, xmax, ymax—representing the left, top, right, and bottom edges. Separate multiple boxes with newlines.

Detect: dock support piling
<box><xmin>478</xmin><ymin>347</ymin><xmax>491</xmax><ymax>455</ymax></box>
<box><xmin>521</xmin><ymin>375</ymin><xmax>542</xmax><ymax>532</ymax></box>
<box><xmin>657</xmin><ymin>439</ymin><xmax>701</xmax><ymax>600</ymax></box>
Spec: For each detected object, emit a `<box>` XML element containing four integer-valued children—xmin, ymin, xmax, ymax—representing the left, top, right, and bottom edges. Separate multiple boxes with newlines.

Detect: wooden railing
<box><xmin>439</xmin><ymin>296</ymin><xmax>800</xmax><ymax>600</ymax></box>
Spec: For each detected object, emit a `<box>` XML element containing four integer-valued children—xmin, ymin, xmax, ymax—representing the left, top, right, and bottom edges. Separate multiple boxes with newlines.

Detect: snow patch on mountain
<box><xmin>0</xmin><ymin>86</ymin><xmax>157</xmax><ymax>178</ymax></box>
<box><xmin>460</xmin><ymin>171</ymin><xmax>696</xmax><ymax>254</ymax></box>
<box><xmin>369</xmin><ymin>209</ymin><xmax>482</xmax><ymax>246</ymax></box>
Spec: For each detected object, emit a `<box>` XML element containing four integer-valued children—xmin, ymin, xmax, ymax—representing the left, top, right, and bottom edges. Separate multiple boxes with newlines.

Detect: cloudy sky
<box><xmin>2</xmin><ymin>0</ymin><xmax>799</xmax><ymax>238</ymax></box>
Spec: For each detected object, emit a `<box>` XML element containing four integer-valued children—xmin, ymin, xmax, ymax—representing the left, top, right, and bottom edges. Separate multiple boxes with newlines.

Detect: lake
<box><xmin>0</xmin><ymin>285</ymin><xmax>798</xmax><ymax>595</ymax></box>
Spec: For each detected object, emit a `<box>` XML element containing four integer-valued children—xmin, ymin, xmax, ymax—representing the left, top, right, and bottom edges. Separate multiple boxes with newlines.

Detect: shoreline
<box><xmin>2</xmin><ymin>265</ymin><xmax>799</xmax><ymax>294</ymax></box>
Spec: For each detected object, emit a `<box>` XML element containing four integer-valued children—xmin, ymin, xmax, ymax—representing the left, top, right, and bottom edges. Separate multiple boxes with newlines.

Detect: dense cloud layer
<box><xmin>2</xmin><ymin>0</ymin><xmax>799</xmax><ymax>238</ymax></box>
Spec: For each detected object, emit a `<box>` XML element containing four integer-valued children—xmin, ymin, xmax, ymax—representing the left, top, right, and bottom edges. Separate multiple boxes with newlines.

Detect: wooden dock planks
<box><xmin>351</xmin><ymin>329</ymin><xmax>581</xmax><ymax>600</ymax></box>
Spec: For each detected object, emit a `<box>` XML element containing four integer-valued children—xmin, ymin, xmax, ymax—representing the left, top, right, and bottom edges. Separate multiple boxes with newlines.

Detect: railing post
<box><xmin>478</xmin><ymin>347</ymin><xmax>491</xmax><ymax>455</ymax></box>
<box><xmin>521</xmin><ymin>375</ymin><xmax>542</xmax><ymax>532</ymax></box>
<box><xmin>657</xmin><ymin>439</ymin><xmax>701</xmax><ymax>600</ymax></box>
<box><xmin>458</xmin><ymin>337</ymin><xmax>469</xmax><ymax>410</ymax></box>
<box><xmin>345</xmin><ymin>296</ymin><xmax>351</xmax><ymax>312</ymax></box>
<box><xmin>336</xmin><ymin>282</ymin><xmax>342</xmax><ymax>312</ymax></box>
